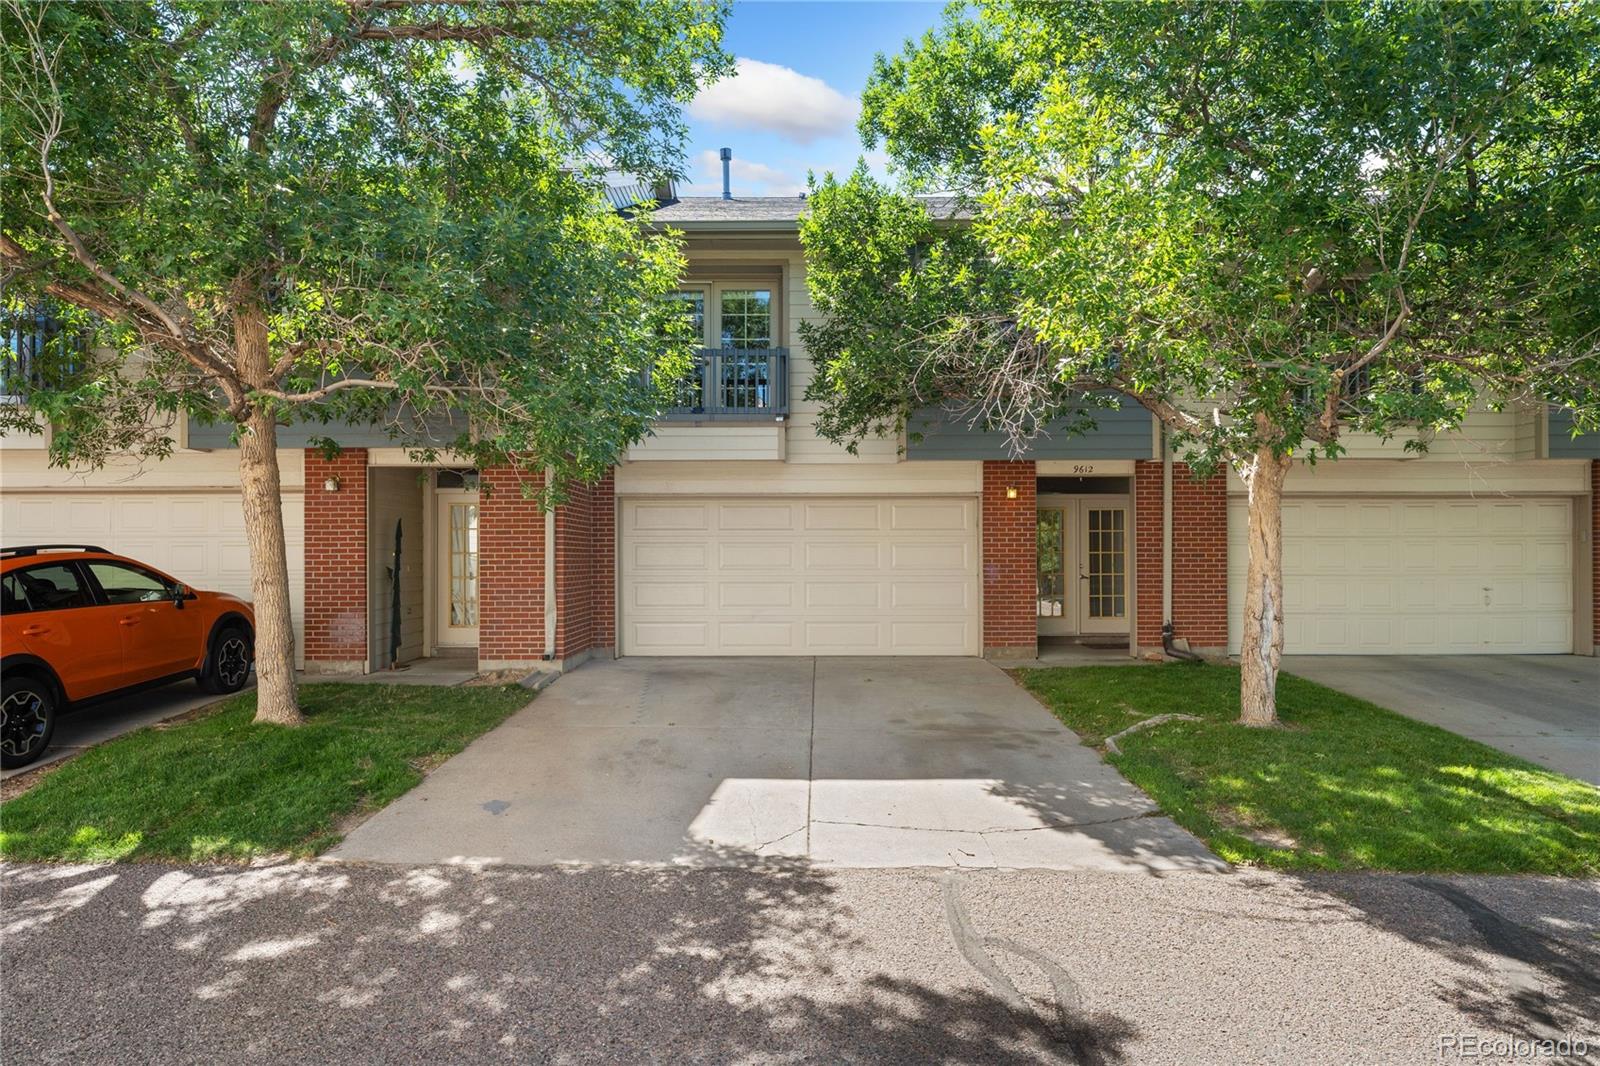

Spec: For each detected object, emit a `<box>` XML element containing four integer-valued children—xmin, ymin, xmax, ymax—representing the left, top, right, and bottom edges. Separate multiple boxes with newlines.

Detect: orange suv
<box><xmin>1</xmin><ymin>545</ymin><xmax>256</xmax><ymax>768</ymax></box>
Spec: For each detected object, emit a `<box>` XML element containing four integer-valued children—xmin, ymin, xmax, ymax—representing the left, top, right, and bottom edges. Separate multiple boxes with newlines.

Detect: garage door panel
<box><xmin>633</xmin><ymin>502</ymin><xmax>710</xmax><ymax>530</ymax></box>
<box><xmin>804</xmin><ymin>541</ymin><xmax>879</xmax><ymax>570</ymax></box>
<box><xmin>804</xmin><ymin>502</ymin><xmax>879</xmax><ymax>530</ymax></box>
<box><xmin>804</xmin><ymin>621</ymin><xmax>880</xmax><ymax>648</ymax></box>
<box><xmin>718</xmin><ymin>621</ymin><xmax>795</xmax><ymax>649</ymax></box>
<box><xmin>719</xmin><ymin>581</ymin><xmax>793</xmax><ymax>608</ymax></box>
<box><xmin>806</xmin><ymin>582</ymin><xmax>880</xmax><ymax>608</ymax></box>
<box><xmin>891</xmin><ymin>580</ymin><xmax>970</xmax><ymax>609</ymax></box>
<box><xmin>719</xmin><ymin>542</ymin><xmax>794</xmax><ymax>569</ymax></box>
<box><xmin>1229</xmin><ymin>496</ymin><xmax>1572</xmax><ymax>654</ymax></box>
<box><xmin>634</xmin><ymin>582</ymin><xmax>707</xmax><ymax>607</ymax></box>
<box><xmin>891</xmin><ymin>500</ymin><xmax>971</xmax><ymax>531</ymax></box>
<box><xmin>890</xmin><ymin>541</ymin><xmax>970</xmax><ymax>571</ymax></box>
<box><xmin>623</xmin><ymin>496</ymin><xmax>978</xmax><ymax>656</ymax></box>
<box><xmin>891</xmin><ymin>620</ymin><xmax>973</xmax><ymax>650</ymax></box>
<box><xmin>718</xmin><ymin>502</ymin><xmax>796</xmax><ymax>529</ymax></box>
<box><xmin>634</xmin><ymin>542</ymin><xmax>706</xmax><ymax>569</ymax></box>
<box><xmin>632</xmin><ymin>621</ymin><xmax>710</xmax><ymax>650</ymax></box>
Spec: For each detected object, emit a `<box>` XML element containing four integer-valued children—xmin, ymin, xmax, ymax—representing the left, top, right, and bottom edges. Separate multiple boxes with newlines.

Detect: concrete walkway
<box><xmin>331</xmin><ymin>657</ymin><xmax>1222</xmax><ymax>873</ymax></box>
<box><xmin>1283</xmin><ymin>655</ymin><xmax>1600</xmax><ymax>786</ymax></box>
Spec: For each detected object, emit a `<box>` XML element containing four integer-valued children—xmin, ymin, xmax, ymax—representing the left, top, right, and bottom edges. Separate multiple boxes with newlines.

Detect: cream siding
<box><xmin>1319</xmin><ymin>400</ymin><xmax>1549</xmax><ymax>463</ymax></box>
<box><xmin>785</xmin><ymin>255</ymin><xmax>902</xmax><ymax>464</ymax></box>
<box><xmin>1224</xmin><ymin>457</ymin><xmax>1589</xmax><ymax>498</ymax></box>
<box><xmin>627</xmin><ymin>425</ymin><xmax>784</xmax><ymax>461</ymax></box>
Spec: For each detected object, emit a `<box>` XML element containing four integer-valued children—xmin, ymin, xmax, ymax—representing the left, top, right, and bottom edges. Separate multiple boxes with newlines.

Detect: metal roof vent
<box><xmin>720</xmin><ymin>147</ymin><xmax>733</xmax><ymax>200</ymax></box>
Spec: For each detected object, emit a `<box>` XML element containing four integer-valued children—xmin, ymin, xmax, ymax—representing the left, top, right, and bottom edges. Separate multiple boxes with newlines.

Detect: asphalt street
<box><xmin>3</xmin><ymin>861</ymin><xmax>1596</xmax><ymax>1065</ymax></box>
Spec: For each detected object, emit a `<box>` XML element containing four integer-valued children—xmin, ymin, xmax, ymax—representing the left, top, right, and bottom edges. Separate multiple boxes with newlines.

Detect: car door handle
<box><xmin>22</xmin><ymin>625</ymin><xmax>50</xmax><ymax>636</ymax></box>
<box><xmin>119</xmin><ymin>616</ymin><xmax>143</xmax><ymax>626</ymax></box>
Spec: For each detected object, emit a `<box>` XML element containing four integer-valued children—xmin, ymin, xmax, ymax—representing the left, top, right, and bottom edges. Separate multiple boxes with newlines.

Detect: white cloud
<box><xmin>683</xmin><ymin>150</ymin><xmax>806</xmax><ymax>198</ymax></box>
<box><xmin>689</xmin><ymin>57</ymin><xmax>858</xmax><ymax>144</ymax></box>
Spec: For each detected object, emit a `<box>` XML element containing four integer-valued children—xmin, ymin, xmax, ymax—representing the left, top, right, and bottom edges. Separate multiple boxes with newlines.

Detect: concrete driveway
<box><xmin>1283</xmin><ymin>655</ymin><xmax>1600</xmax><ymax>786</ymax></box>
<box><xmin>331</xmin><ymin>657</ymin><xmax>1222</xmax><ymax>873</ymax></box>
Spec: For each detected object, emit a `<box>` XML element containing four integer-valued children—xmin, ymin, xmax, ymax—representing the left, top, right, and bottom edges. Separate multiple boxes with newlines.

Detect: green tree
<box><xmin>802</xmin><ymin>1</ymin><xmax>1600</xmax><ymax>724</ymax></box>
<box><xmin>2</xmin><ymin>0</ymin><xmax>730</xmax><ymax>725</ymax></box>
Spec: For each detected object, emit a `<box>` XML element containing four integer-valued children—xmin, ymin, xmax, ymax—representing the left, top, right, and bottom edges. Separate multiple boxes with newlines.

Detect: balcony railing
<box><xmin>652</xmin><ymin>347</ymin><xmax>788</xmax><ymax>421</ymax></box>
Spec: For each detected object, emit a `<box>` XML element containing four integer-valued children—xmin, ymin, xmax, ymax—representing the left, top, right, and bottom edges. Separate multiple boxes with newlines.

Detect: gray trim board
<box><xmin>1548</xmin><ymin>408</ymin><xmax>1600</xmax><ymax>459</ymax></box>
<box><xmin>906</xmin><ymin>399</ymin><xmax>1154</xmax><ymax>461</ymax></box>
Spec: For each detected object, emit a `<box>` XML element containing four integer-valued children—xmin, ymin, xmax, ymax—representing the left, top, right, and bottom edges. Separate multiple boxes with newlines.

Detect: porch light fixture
<box><xmin>324</xmin><ymin>475</ymin><xmax>341</xmax><ymax>493</ymax></box>
<box><xmin>1005</xmin><ymin>485</ymin><xmax>1019</xmax><ymax>500</ymax></box>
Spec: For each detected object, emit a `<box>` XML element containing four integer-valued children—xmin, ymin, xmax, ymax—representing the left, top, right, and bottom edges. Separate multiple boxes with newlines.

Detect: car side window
<box><xmin>12</xmin><ymin>564</ymin><xmax>92</xmax><ymax>612</ymax></box>
<box><xmin>84</xmin><ymin>562</ymin><xmax>178</xmax><ymax>606</ymax></box>
<box><xmin>1</xmin><ymin>573</ymin><xmax>31</xmax><ymax>615</ymax></box>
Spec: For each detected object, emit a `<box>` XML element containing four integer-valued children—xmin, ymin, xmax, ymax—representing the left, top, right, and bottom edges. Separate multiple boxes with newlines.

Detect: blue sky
<box><xmin>676</xmin><ymin>1</ymin><xmax>945</xmax><ymax>197</ymax></box>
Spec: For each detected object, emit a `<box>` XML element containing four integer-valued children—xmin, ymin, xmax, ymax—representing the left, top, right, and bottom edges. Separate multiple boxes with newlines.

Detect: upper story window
<box><xmin>718</xmin><ymin>289</ymin><xmax>772</xmax><ymax>349</ymax></box>
<box><xmin>672</xmin><ymin>283</ymin><xmax>779</xmax><ymax>351</ymax></box>
<box><xmin>667</xmin><ymin>290</ymin><xmax>706</xmax><ymax>340</ymax></box>
<box><xmin>3</xmin><ymin>302</ymin><xmax>86</xmax><ymax>401</ymax></box>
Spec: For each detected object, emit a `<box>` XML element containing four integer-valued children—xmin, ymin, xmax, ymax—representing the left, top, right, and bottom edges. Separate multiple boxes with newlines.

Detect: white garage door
<box><xmin>1</xmin><ymin>491</ymin><xmax>306</xmax><ymax>665</ymax></box>
<box><xmin>1227</xmin><ymin>497</ymin><xmax>1573</xmax><ymax>654</ymax></box>
<box><xmin>621</xmin><ymin>496</ymin><xmax>979</xmax><ymax>655</ymax></box>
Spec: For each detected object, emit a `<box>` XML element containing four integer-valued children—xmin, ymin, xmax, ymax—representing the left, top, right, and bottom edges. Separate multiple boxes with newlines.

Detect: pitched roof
<box><xmin>628</xmin><ymin>193</ymin><xmax>970</xmax><ymax>230</ymax></box>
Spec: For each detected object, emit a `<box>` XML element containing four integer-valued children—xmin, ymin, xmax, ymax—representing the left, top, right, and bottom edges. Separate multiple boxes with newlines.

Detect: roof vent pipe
<box><xmin>720</xmin><ymin>147</ymin><xmax>733</xmax><ymax>200</ymax></box>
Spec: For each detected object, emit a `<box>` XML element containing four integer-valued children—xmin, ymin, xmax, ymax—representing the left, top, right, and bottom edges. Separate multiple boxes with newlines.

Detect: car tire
<box><xmin>200</xmin><ymin>626</ymin><xmax>254</xmax><ymax>695</ymax></box>
<box><xmin>1</xmin><ymin>676</ymin><xmax>57</xmax><ymax>770</ymax></box>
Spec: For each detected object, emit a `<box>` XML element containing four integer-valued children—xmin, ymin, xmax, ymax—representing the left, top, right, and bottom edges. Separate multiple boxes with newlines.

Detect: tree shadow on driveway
<box><xmin>0</xmin><ymin>851</ymin><xmax>1139</xmax><ymax>1065</ymax></box>
<box><xmin>1281</xmin><ymin>871</ymin><xmax>1600</xmax><ymax>1043</ymax></box>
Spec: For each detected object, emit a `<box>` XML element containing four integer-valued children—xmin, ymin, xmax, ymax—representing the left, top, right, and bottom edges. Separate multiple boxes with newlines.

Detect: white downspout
<box><xmin>543</xmin><ymin>465</ymin><xmax>557</xmax><ymax>662</ymax></box>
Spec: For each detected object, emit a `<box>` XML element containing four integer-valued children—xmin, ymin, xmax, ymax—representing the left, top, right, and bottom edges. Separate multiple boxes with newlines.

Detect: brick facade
<box><xmin>478</xmin><ymin>465</ymin><xmax>615</xmax><ymax>668</ymax></box>
<box><xmin>1133</xmin><ymin>460</ymin><xmax>1229</xmax><ymax>654</ymax></box>
<box><xmin>552</xmin><ymin>481</ymin><xmax>593</xmax><ymax>660</ymax></box>
<box><xmin>478</xmin><ymin>465</ymin><xmax>546</xmax><ymax>667</ymax></box>
<box><xmin>981</xmin><ymin>460</ymin><xmax>1038</xmax><ymax>657</ymax></box>
<box><xmin>590</xmin><ymin>469</ymin><xmax>617</xmax><ymax>652</ymax></box>
<box><xmin>303</xmin><ymin>449</ymin><xmax>368</xmax><ymax>670</ymax></box>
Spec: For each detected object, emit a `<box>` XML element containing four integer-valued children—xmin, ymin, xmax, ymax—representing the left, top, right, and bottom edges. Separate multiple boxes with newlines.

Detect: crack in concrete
<box><xmin>749</xmin><ymin>825</ymin><xmax>807</xmax><ymax>853</ymax></box>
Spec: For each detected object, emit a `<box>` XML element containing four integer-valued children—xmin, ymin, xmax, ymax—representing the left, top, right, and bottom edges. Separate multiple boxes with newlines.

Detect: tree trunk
<box><xmin>1236</xmin><ymin>446</ymin><xmax>1292</xmax><ymax>727</ymax></box>
<box><xmin>234</xmin><ymin>306</ymin><xmax>303</xmax><ymax>726</ymax></box>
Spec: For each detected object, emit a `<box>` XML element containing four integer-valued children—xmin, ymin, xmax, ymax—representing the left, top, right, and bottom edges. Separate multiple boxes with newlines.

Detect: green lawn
<box><xmin>0</xmin><ymin>683</ymin><xmax>530</xmax><ymax>863</ymax></box>
<box><xmin>1018</xmin><ymin>663</ymin><xmax>1600</xmax><ymax>876</ymax></box>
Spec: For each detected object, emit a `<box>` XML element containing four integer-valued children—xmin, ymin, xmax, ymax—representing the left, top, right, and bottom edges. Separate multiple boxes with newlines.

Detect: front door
<box><xmin>1037</xmin><ymin>495</ymin><xmax>1130</xmax><ymax>637</ymax></box>
<box><xmin>435</xmin><ymin>492</ymin><xmax>480</xmax><ymax>648</ymax></box>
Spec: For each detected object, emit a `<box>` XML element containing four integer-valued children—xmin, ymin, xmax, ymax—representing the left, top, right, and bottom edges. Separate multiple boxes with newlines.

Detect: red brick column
<box><xmin>552</xmin><ymin>480</ymin><xmax>596</xmax><ymax>660</ymax></box>
<box><xmin>478</xmin><ymin>466</ymin><xmax>545</xmax><ymax>668</ymax></box>
<box><xmin>982</xmin><ymin>460</ymin><xmax>1037</xmax><ymax>658</ymax></box>
<box><xmin>591</xmin><ymin>469</ymin><xmax>617</xmax><ymax>654</ymax></box>
<box><xmin>303</xmin><ymin>449</ymin><xmax>368</xmax><ymax>672</ymax></box>
<box><xmin>553</xmin><ymin>469</ymin><xmax>616</xmax><ymax>661</ymax></box>
<box><xmin>1133</xmin><ymin>461</ymin><xmax>1229</xmax><ymax>655</ymax></box>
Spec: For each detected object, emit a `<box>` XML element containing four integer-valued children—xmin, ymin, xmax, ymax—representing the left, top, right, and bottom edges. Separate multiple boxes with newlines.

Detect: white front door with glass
<box><xmin>1037</xmin><ymin>494</ymin><xmax>1130</xmax><ymax>637</ymax></box>
<box><xmin>435</xmin><ymin>492</ymin><xmax>479</xmax><ymax>648</ymax></box>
